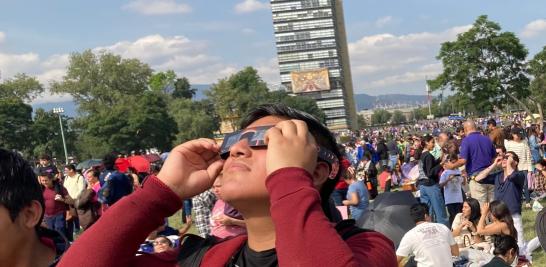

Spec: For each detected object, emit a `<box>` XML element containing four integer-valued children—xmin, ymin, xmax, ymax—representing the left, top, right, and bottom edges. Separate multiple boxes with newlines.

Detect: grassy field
<box><xmin>522</xmin><ymin>201</ymin><xmax>545</xmax><ymax>265</ymax></box>
<box><xmin>167</xmin><ymin>201</ymin><xmax>546</xmax><ymax>265</ymax></box>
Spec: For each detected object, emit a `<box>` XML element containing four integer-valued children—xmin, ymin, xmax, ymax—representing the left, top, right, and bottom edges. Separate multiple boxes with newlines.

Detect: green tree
<box><xmin>357</xmin><ymin>115</ymin><xmax>368</xmax><ymax>129</ymax></box>
<box><xmin>148</xmin><ymin>70</ymin><xmax>177</xmax><ymax>93</ymax></box>
<box><xmin>169</xmin><ymin>98</ymin><xmax>219</xmax><ymax>143</ymax></box>
<box><xmin>429</xmin><ymin>15</ymin><xmax>530</xmax><ymax>113</ymax></box>
<box><xmin>0</xmin><ymin>98</ymin><xmax>33</xmax><ymax>152</ymax></box>
<box><xmin>207</xmin><ymin>67</ymin><xmax>270</xmax><ymax>130</ymax></box>
<box><xmin>371</xmin><ymin>109</ymin><xmax>391</xmax><ymax>125</ymax></box>
<box><xmin>391</xmin><ymin>110</ymin><xmax>407</xmax><ymax>125</ymax></box>
<box><xmin>529</xmin><ymin>46</ymin><xmax>546</xmax><ymax>128</ymax></box>
<box><xmin>51</xmin><ymin>50</ymin><xmax>153</xmax><ymax>114</ymax></box>
<box><xmin>0</xmin><ymin>73</ymin><xmax>44</xmax><ymax>102</ymax></box>
<box><xmin>267</xmin><ymin>91</ymin><xmax>326</xmax><ymax>123</ymax></box>
<box><xmin>173</xmin><ymin>77</ymin><xmax>197</xmax><ymax>99</ymax></box>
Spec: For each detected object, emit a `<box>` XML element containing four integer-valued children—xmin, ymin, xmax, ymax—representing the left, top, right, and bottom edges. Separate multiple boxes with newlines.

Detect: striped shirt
<box><xmin>504</xmin><ymin>139</ymin><xmax>533</xmax><ymax>171</ymax></box>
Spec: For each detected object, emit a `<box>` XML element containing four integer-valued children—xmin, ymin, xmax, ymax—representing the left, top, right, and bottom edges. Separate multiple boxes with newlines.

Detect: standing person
<box><xmin>488</xmin><ymin>118</ymin><xmax>505</xmax><ymax>147</ymax></box>
<box><xmin>418</xmin><ymin>135</ymin><xmax>449</xmax><ymax>226</ymax></box>
<box><xmin>528</xmin><ymin>125</ymin><xmax>542</xmax><ymax>164</ymax></box>
<box><xmin>331</xmin><ymin>158</ymin><xmax>351</xmax><ymax>206</ymax></box>
<box><xmin>342</xmin><ymin>166</ymin><xmax>369</xmax><ymax>221</ymax></box>
<box><xmin>386</xmin><ymin>138</ymin><xmax>399</xmax><ymax>170</ymax></box>
<box><xmin>98</xmin><ymin>153</ymin><xmax>133</xmax><ymax>207</ymax></box>
<box><xmin>396</xmin><ymin>203</ymin><xmax>459</xmax><ymax>267</ymax></box>
<box><xmin>504</xmin><ymin>127</ymin><xmax>533</xmax><ymax>208</ymax></box>
<box><xmin>0</xmin><ymin>149</ymin><xmax>69</xmax><ymax>266</ymax></box>
<box><xmin>357</xmin><ymin>155</ymin><xmax>378</xmax><ymax>199</ymax></box>
<box><xmin>38</xmin><ymin>154</ymin><xmax>60</xmax><ymax>180</ymax></box>
<box><xmin>39</xmin><ymin>172</ymin><xmax>72</xmax><ymax>238</ymax></box>
<box><xmin>439</xmin><ymin>154</ymin><xmax>464</xmax><ymax>228</ymax></box>
<box><xmin>210</xmin><ymin>179</ymin><xmax>246</xmax><ymax>239</ymax></box>
<box><xmin>192</xmin><ymin>189</ymin><xmax>217</xmax><ymax>238</ymax></box>
<box><xmin>444</xmin><ymin>120</ymin><xmax>496</xmax><ymax>206</ymax></box>
<box><xmin>75</xmin><ymin>169</ymin><xmax>102</xmax><ymax>230</ymax></box>
<box><xmin>475</xmin><ymin>152</ymin><xmax>526</xmax><ymax>255</ymax></box>
<box><xmin>63</xmin><ymin>164</ymin><xmax>85</xmax><ymax>241</ymax></box>
<box><xmin>376</xmin><ymin>138</ymin><xmax>389</xmax><ymax>169</ymax></box>
<box><xmin>58</xmin><ymin>104</ymin><xmax>397</xmax><ymax>267</ymax></box>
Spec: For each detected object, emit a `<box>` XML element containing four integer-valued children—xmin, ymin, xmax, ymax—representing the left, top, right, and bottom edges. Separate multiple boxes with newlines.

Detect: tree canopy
<box><xmin>429</xmin><ymin>15</ymin><xmax>530</xmax><ymax>113</ymax></box>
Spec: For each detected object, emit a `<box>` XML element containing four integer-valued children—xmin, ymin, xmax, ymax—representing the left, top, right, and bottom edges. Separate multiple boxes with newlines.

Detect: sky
<box><xmin>1</xmin><ymin>0</ymin><xmax>546</xmax><ymax>105</ymax></box>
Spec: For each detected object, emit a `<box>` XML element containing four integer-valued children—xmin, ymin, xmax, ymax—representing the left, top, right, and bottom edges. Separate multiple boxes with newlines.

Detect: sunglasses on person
<box><xmin>219</xmin><ymin>125</ymin><xmax>340</xmax><ymax>179</ymax></box>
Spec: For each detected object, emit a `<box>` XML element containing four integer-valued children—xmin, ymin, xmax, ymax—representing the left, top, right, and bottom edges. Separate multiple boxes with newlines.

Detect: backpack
<box><xmin>177</xmin><ymin>219</ymin><xmax>373</xmax><ymax>267</ymax></box>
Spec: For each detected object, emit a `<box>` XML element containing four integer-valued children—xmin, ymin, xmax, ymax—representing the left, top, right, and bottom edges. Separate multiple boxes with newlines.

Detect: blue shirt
<box><xmin>459</xmin><ymin>132</ymin><xmax>495</xmax><ymax>175</ymax></box>
<box><xmin>346</xmin><ymin>181</ymin><xmax>369</xmax><ymax>220</ymax></box>
<box><xmin>482</xmin><ymin>171</ymin><xmax>525</xmax><ymax>215</ymax></box>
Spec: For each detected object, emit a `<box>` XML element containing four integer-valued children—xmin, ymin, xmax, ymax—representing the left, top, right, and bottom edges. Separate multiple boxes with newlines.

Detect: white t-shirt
<box><xmin>396</xmin><ymin>222</ymin><xmax>456</xmax><ymax>267</ymax></box>
<box><xmin>439</xmin><ymin>169</ymin><xmax>463</xmax><ymax>205</ymax></box>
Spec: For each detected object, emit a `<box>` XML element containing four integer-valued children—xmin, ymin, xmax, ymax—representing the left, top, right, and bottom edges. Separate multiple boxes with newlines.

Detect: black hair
<box><xmin>0</xmin><ymin>149</ymin><xmax>45</xmax><ymax>227</ymax></box>
<box><xmin>88</xmin><ymin>169</ymin><xmax>100</xmax><ymax>179</ymax></box>
<box><xmin>495</xmin><ymin>144</ymin><xmax>507</xmax><ymax>153</ymax></box>
<box><xmin>410</xmin><ymin>203</ymin><xmax>429</xmax><ymax>223</ymax></box>
<box><xmin>39</xmin><ymin>154</ymin><xmax>51</xmax><ymax>161</ymax></box>
<box><xmin>493</xmin><ymin>235</ymin><xmax>518</xmax><ymax>256</ymax></box>
<box><xmin>506</xmin><ymin>151</ymin><xmax>520</xmax><ymax>167</ymax></box>
<box><xmin>420</xmin><ymin>135</ymin><xmax>434</xmax><ymax>149</ymax></box>
<box><xmin>240</xmin><ymin>104</ymin><xmax>341</xmax><ymax>221</ymax></box>
<box><xmin>537</xmin><ymin>159</ymin><xmax>546</xmax><ymax>167</ymax></box>
<box><xmin>487</xmin><ymin>118</ymin><xmax>497</xmax><ymax>127</ymax></box>
<box><xmin>103</xmin><ymin>153</ymin><xmax>117</xmax><ymax>170</ymax></box>
<box><xmin>65</xmin><ymin>164</ymin><xmax>76</xmax><ymax>172</ymax></box>
<box><xmin>489</xmin><ymin>200</ymin><xmax>517</xmax><ymax>239</ymax></box>
<box><xmin>464</xmin><ymin>198</ymin><xmax>481</xmax><ymax>227</ymax></box>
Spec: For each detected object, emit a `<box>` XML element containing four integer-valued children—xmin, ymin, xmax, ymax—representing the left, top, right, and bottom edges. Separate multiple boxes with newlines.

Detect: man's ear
<box><xmin>18</xmin><ymin>200</ymin><xmax>43</xmax><ymax>229</ymax></box>
<box><xmin>312</xmin><ymin>161</ymin><xmax>331</xmax><ymax>189</ymax></box>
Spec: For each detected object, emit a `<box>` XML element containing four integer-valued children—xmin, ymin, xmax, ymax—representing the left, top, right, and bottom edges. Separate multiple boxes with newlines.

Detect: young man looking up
<box><xmin>59</xmin><ymin>104</ymin><xmax>397</xmax><ymax>267</ymax></box>
<box><xmin>0</xmin><ymin>149</ymin><xmax>69</xmax><ymax>267</ymax></box>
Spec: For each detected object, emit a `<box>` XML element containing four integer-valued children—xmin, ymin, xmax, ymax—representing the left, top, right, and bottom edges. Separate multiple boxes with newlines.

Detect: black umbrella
<box><xmin>536</xmin><ymin>207</ymin><xmax>546</xmax><ymax>251</ymax></box>
<box><xmin>356</xmin><ymin>191</ymin><xmax>418</xmax><ymax>247</ymax></box>
<box><xmin>76</xmin><ymin>159</ymin><xmax>102</xmax><ymax>170</ymax></box>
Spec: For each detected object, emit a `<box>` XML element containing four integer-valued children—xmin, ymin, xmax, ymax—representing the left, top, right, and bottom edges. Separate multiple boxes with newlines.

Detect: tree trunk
<box><xmin>504</xmin><ymin>90</ymin><xmax>535</xmax><ymax>119</ymax></box>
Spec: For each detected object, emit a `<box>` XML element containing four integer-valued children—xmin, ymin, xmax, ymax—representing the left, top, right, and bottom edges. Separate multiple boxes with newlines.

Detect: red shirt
<box><xmin>43</xmin><ymin>186</ymin><xmax>68</xmax><ymax>216</ymax></box>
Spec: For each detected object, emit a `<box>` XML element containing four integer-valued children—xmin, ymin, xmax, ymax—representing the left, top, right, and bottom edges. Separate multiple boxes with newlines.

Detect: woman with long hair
<box><xmin>452</xmin><ymin>198</ymin><xmax>482</xmax><ymax>248</ymax></box>
<box><xmin>417</xmin><ymin>135</ymin><xmax>449</xmax><ymax>226</ymax></box>
<box><xmin>476</xmin><ymin>200</ymin><xmax>517</xmax><ymax>240</ymax></box>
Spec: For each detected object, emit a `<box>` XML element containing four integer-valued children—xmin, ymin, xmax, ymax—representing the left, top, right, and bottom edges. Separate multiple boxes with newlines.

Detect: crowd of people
<box><xmin>2</xmin><ymin>104</ymin><xmax>546</xmax><ymax>267</ymax></box>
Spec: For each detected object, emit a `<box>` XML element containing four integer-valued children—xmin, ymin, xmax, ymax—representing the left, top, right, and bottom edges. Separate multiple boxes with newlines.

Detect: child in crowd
<box><xmin>439</xmin><ymin>154</ymin><xmax>465</xmax><ymax>228</ymax></box>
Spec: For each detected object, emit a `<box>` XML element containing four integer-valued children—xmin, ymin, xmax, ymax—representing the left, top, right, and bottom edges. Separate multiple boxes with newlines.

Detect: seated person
<box><xmin>377</xmin><ymin>166</ymin><xmax>392</xmax><ymax>192</ymax></box>
<box><xmin>452</xmin><ymin>198</ymin><xmax>482</xmax><ymax>248</ymax></box>
<box><xmin>59</xmin><ymin>104</ymin><xmax>397</xmax><ymax>267</ymax></box>
<box><xmin>397</xmin><ymin>203</ymin><xmax>459</xmax><ymax>267</ymax></box>
<box><xmin>476</xmin><ymin>201</ymin><xmax>517</xmax><ymax>241</ymax></box>
<box><xmin>153</xmin><ymin>236</ymin><xmax>174</xmax><ymax>254</ymax></box>
<box><xmin>483</xmin><ymin>235</ymin><xmax>518</xmax><ymax>267</ymax></box>
<box><xmin>210</xmin><ymin>178</ymin><xmax>246</xmax><ymax>239</ymax></box>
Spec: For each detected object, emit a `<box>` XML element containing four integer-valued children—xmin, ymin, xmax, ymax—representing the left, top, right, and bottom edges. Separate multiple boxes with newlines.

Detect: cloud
<box><xmin>234</xmin><ymin>0</ymin><xmax>270</xmax><ymax>14</ymax></box>
<box><xmin>521</xmin><ymin>19</ymin><xmax>546</xmax><ymax>38</ymax></box>
<box><xmin>0</xmin><ymin>32</ymin><xmax>5</xmax><ymax>44</ymax></box>
<box><xmin>374</xmin><ymin>16</ymin><xmax>393</xmax><ymax>28</ymax></box>
<box><xmin>348</xmin><ymin>25</ymin><xmax>471</xmax><ymax>94</ymax></box>
<box><xmin>255</xmin><ymin>57</ymin><xmax>280</xmax><ymax>84</ymax></box>
<box><xmin>123</xmin><ymin>0</ymin><xmax>191</xmax><ymax>15</ymax></box>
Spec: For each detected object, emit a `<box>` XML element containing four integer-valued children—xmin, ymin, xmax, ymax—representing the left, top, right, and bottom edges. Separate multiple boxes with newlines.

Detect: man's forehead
<box><xmin>244</xmin><ymin>115</ymin><xmax>287</xmax><ymax>129</ymax></box>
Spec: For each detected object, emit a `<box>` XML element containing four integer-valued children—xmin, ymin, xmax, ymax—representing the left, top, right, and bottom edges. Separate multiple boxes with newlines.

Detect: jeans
<box><xmin>44</xmin><ymin>213</ymin><xmax>66</xmax><ymax>238</ymax></box>
<box><xmin>522</xmin><ymin>170</ymin><xmax>531</xmax><ymax>204</ymax></box>
<box><xmin>388</xmin><ymin>154</ymin><xmax>398</xmax><ymax>170</ymax></box>
<box><xmin>419</xmin><ymin>184</ymin><xmax>449</xmax><ymax>227</ymax></box>
<box><xmin>66</xmin><ymin>217</ymin><xmax>80</xmax><ymax>241</ymax></box>
<box><xmin>331</xmin><ymin>188</ymin><xmax>348</xmax><ymax>206</ymax></box>
<box><xmin>182</xmin><ymin>199</ymin><xmax>193</xmax><ymax>223</ymax></box>
<box><xmin>446</xmin><ymin>203</ymin><xmax>463</xmax><ymax>229</ymax></box>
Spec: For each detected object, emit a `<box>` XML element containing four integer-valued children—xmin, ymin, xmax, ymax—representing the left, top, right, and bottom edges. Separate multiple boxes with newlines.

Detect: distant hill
<box><xmin>354</xmin><ymin>93</ymin><xmax>427</xmax><ymax>111</ymax></box>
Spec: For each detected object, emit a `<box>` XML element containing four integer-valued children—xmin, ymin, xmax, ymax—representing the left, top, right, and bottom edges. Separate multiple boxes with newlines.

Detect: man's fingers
<box><xmin>264</xmin><ymin>126</ymin><xmax>282</xmax><ymax>145</ymax></box>
<box><xmin>275</xmin><ymin>120</ymin><xmax>298</xmax><ymax>138</ymax></box>
<box><xmin>207</xmin><ymin>160</ymin><xmax>224</xmax><ymax>183</ymax></box>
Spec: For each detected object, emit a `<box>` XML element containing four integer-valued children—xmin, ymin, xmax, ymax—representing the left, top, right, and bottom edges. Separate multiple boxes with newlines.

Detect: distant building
<box><xmin>270</xmin><ymin>0</ymin><xmax>357</xmax><ymax>130</ymax></box>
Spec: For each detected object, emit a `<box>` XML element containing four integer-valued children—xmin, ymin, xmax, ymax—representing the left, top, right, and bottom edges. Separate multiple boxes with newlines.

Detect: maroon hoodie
<box><xmin>59</xmin><ymin>167</ymin><xmax>397</xmax><ymax>267</ymax></box>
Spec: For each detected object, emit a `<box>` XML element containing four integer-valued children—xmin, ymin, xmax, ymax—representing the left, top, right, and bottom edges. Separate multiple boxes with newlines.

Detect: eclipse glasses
<box><xmin>219</xmin><ymin>126</ymin><xmax>340</xmax><ymax>179</ymax></box>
